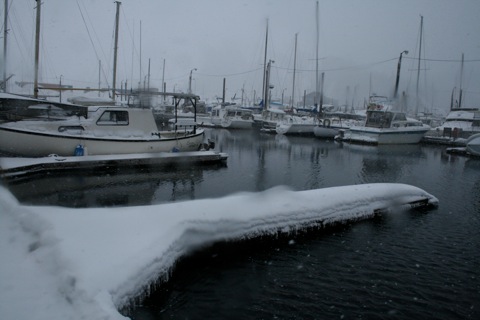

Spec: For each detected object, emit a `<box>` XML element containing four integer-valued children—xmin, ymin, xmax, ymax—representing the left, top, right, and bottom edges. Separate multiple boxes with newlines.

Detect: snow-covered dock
<box><xmin>0</xmin><ymin>150</ymin><xmax>228</xmax><ymax>178</ymax></box>
<box><xmin>0</xmin><ymin>183</ymin><xmax>438</xmax><ymax>320</ymax></box>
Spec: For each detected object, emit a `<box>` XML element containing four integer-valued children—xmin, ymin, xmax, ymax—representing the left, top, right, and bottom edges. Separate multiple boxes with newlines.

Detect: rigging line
<box><xmin>9</xmin><ymin>2</ymin><xmax>32</xmax><ymax>65</ymax></box>
<box><xmin>79</xmin><ymin>0</ymin><xmax>110</xmax><ymax>70</ymax></box>
<box><xmin>120</xmin><ymin>8</ymin><xmax>140</xmax><ymax>75</ymax></box>
<box><xmin>76</xmin><ymin>0</ymin><xmax>109</xmax><ymax>87</ymax></box>
<box><xmin>404</xmin><ymin>57</ymin><xmax>480</xmax><ymax>63</ymax></box>
<box><xmin>197</xmin><ymin>67</ymin><xmax>264</xmax><ymax>78</ymax></box>
<box><xmin>273</xmin><ymin>57</ymin><xmax>398</xmax><ymax>73</ymax></box>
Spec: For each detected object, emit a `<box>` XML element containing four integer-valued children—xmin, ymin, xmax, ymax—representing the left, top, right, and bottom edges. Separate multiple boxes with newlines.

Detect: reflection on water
<box><xmin>3</xmin><ymin>128</ymin><xmax>478</xmax><ymax>210</ymax></box>
<box><xmin>4</xmin><ymin>164</ymin><xmax>226</xmax><ymax>208</ymax></box>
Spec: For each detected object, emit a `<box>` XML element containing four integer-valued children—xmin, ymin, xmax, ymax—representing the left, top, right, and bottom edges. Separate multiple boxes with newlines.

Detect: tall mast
<box><xmin>147</xmin><ymin>58</ymin><xmax>151</xmax><ymax>90</ymax></box>
<box><xmin>315</xmin><ymin>1</ymin><xmax>319</xmax><ymax>108</ymax></box>
<box><xmin>3</xmin><ymin>0</ymin><xmax>8</xmax><ymax>91</ymax></box>
<box><xmin>162</xmin><ymin>58</ymin><xmax>165</xmax><ymax>103</ymax></box>
<box><xmin>319</xmin><ymin>72</ymin><xmax>324</xmax><ymax>114</ymax></box>
<box><xmin>459</xmin><ymin>53</ymin><xmax>464</xmax><ymax>109</ymax></box>
<box><xmin>415</xmin><ymin>15</ymin><xmax>423</xmax><ymax>116</ymax></box>
<box><xmin>139</xmin><ymin>20</ymin><xmax>142</xmax><ymax>88</ymax></box>
<box><xmin>291</xmin><ymin>33</ymin><xmax>297</xmax><ymax>108</ymax></box>
<box><xmin>262</xmin><ymin>19</ymin><xmax>268</xmax><ymax>108</ymax></box>
<box><xmin>33</xmin><ymin>0</ymin><xmax>41</xmax><ymax>99</ymax></box>
<box><xmin>98</xmin><ymin>60</ymin><xmax>101</xmax><ymax>97</ymax></box>
<box><xmin>112</xmin><ymin>1</ymin><xmax>121</xmax><ymax>101</ymax></box>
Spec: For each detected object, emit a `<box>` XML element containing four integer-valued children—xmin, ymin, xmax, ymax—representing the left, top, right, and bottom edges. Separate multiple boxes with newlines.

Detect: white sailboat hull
<box><xmin>0</xmin><ymin>127</ymin><xmax>205</xmax><ymax>157</ymax></box>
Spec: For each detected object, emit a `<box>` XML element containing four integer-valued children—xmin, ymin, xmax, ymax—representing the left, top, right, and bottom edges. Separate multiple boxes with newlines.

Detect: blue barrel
<box><xmin>74</xmin><ymin>144</ymin><xmax>84</xmax><ymax>156</ymax></box>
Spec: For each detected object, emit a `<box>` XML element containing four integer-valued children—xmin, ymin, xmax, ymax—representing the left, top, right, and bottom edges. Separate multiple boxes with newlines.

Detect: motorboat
<box><xmin>313</xmin><ymin>110</ymin><xmax>366</xmax><ymax>139</ymax></box>
<box><xmin>466</xmin><ymin>133</ymin><xmax>480</xmax><ymax>156</ymax></box>
<box><xmin>340</xmin><ymin>95</ymin><xmax>430</xmax><ymax>144</ymax></box>
<box><xmin>426</xmin><ymin>108</ymin><xmax>480</xmax><ymax>139</ymax></box>
<box><xmin>0</xmin><ymin>105</ymin><xmax>205</xmax><ymax>157</ymax></box>
<box><xmin>220</xmin><ymin>106</ymin><xmax>254</xmax><ymax>129</ymax></box>
<box><xmin>197</xmin><ymin>104</ymin><xmax>254</xmax><ymax>129</ymax></box>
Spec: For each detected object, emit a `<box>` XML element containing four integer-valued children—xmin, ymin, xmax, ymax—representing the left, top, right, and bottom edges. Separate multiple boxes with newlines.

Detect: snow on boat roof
<box><xmin>0</xmin><ymin>183</ymin><xmax>438</xmax><ymax>320</ymax></box>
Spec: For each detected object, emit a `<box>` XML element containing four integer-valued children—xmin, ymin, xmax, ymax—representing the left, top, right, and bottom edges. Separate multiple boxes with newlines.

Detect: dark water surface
<box><xmin>4</xmin><ymin>129</ymin><xmax>480</xmax><ymax>319</ymax></box>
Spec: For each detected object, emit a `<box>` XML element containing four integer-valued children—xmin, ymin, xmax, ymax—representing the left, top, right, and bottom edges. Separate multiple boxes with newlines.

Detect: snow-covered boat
<box><xmin>466</xmin><ymin>133</ymin><xmax>480</xmax><ymax>156</ymax></box>
<box><xmin>313</xmin><ymin>111</ymin><xmax>366</xmax><ymax>139</ymax></box>
<box><xmin>0</xmin><ymin>104</ymin><xmax>205</xmax><ymax>157</ymax></box>
<box><xmin>198</xmin><ymin>104</ymin><xmax>254</xmax><ymax>129</ymax></box>
<box><xmin>253</xmin><ymin>109</ymin><xmax>286</xmax><ymax>133</ymax></box>
<box><xmin>275</xmin><ymin>114</ymin><xmax>318</xmax><ymax>135</ymax></box>
<box><xmin>341</xmin><ymin>95</ymin><xmax>430</xmax><ymax>144</ymax></box>
<box><xmin>426</xmin><ymin>108</ymin><xmax>480</xmax><ymax>139</ymax></box>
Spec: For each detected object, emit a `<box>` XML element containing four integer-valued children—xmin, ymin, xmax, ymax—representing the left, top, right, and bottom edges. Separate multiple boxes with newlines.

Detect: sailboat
<box><xmin>275</xmin><ymin>33</ymin><xmax>318</xmax><ymax>136</ymax></box>
<box><xmin>0</xmin><ymin>2</ymin><xmax>205</xmax><ymax>156</ymax></box>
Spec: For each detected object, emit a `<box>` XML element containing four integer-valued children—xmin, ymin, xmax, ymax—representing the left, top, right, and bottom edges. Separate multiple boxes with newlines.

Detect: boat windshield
<box><xmin>365</xmin><ymin>111</ymin><xmax>393</xmax><ymax>128</ymax></box>
<box><xmin>97</xmin><ymin>110</ymin><xmax>129</xmax><ymax>125</ymax></box>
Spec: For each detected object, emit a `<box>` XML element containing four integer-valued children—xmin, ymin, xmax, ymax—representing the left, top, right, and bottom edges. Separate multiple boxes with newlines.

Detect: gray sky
<box><xmin>3</xmin><ymin>0</ymin><xmax>480</xmax><ymax>114</ymax></box>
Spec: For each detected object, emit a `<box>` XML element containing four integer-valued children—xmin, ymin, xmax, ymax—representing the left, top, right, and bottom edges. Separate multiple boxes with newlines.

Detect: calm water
<box><xmin>4</xmin><ymin>129</ymin><xmax>480</xmax><ymax>319</ymax></box>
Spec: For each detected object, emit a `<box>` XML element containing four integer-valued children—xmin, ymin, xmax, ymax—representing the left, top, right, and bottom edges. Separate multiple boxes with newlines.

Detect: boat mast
<box><xmin>112</xmin><ymin>1</ymin><xmax>121</xmax><ymax>102</ymax></box>
<box><xmin>262</xmin><ymin>19</ymin><xmax>268</xmax><ymax>109</ymax></box>
<box><xmin>315</xmin><ymin>1</ymin><xmax>319</xmax><ymax>109</ymax></box>
<box><xmin>415</xmin><ymin>15</ymin><xmax>423</xmax><ymax>116</ymax></box>
<box><xmin>33</xmin><ymin>0</ymin><xmax>41</xmax><ymax>99</ymax></box>
<box><xmin>319</xmin><ymin>72</ymin><xmax>324</xmax><ymax>115</ymax></box>
<box><xmin>3</xmin><ymin>0</ymin><xmax>7</xmax><ymax>91</ymax></box>
<box><xmin>98</xmin><ymin>60</ymin><xmax>101</xmax><ymax>97</ymax></box>
<box><xmin>162</xmin><ymin>58</ymin><xmax>165</xmax><ymax>103</ymax></box>
<box><xmin>291</xmin><ymin>33</ymin><xmax>297</xmax><ymax>109</ymax></box>
<box><xmin>265</xmin><ymin>59</ymin><xmax>273</xmax><ymax>110</ymax></box>
<box><xmin>459</xmin><ymin>53</ymin><xmax>464</xmax><ymax>109</ymax></box>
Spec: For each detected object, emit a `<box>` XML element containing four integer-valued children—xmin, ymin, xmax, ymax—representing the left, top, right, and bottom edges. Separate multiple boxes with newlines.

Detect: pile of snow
<box><xmin>0</xmin><ymin>183</ymin><xmax>438</xmax><ymax>320</ymax></box>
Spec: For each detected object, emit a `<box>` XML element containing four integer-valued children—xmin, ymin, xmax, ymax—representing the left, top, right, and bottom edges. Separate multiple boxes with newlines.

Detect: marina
<box><xmin>1</xmin><ymin>128</ymin><xmax>479</xmax><ymax>320</ymax></box>
<box><xmin>1</xmin><ymin>1</ymin><xmax>480</xmax><ymax>319</ymax></box>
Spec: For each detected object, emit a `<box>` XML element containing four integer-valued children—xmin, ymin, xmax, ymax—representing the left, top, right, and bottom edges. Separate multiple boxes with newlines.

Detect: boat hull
<box><xmin>313</xmin><ymin>125</ymin><xmax>339</xmax><ymax>138</ymax></box>
<box><xmin>221</xmin><ymin>118</ymin><xmax>253</xmax><ymax>129</ymax></box>
<box><xmin>276</xmin><ymin>123</ymin><xmax>316</xmax><ymax>135</ymax></box>
<box><xmin>0</xmin><ymin>127</ymin><xmax>205</xmax><ymax>157</ymax></box>
<box><xmin>466</xmin><ymin>133</ymin><xmax>480</xmax><ymax>156</ymax></box>
<box><xmin>345</xmin><ymin>127</ymin><xmax>429</xmax><ymax>144</ymax></box>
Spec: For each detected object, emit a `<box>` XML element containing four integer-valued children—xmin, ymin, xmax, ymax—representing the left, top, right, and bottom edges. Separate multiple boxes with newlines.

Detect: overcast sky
<box><xmin>3</xmin><ymin>0</ymin><xmax>480</xmax><ymax>114</ymax></box>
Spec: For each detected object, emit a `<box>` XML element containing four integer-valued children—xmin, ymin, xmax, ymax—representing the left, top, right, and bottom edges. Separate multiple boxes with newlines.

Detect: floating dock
<box><xmin>0</xmin><ymin>151</ymin><xmax>228</xmax><ymax>178</ymax></box>
<box><xmin>421</xmin><ymin>135</ymin><xmax>467</xmax><ymax>146</ymax></box>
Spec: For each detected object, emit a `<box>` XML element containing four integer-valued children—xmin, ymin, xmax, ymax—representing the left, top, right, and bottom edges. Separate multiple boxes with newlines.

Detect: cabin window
<box><xmin>97</xmin><ymin>110</ymin><xmax>129</xmax><ymax>126</ymax></box>
<box><xmin>366</xmin><ymin>111</ymin><xmax>399</xmax><ymax>128</ymax></box>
